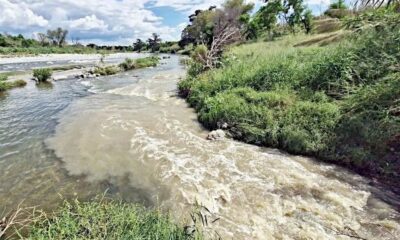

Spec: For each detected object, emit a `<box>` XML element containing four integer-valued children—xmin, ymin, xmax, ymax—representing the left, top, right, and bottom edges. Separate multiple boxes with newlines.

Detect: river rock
<box><xmin>207</xmin><ymin>129</ymin><xmax>226</xmax><ymax>141</ymax></box>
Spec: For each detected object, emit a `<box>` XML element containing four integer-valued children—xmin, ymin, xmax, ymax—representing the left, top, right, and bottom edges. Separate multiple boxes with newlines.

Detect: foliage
<box><xmin>180</xmin><ymin>10</ymin><xmax>400</xmax><ymax>184</ymax></box>
<box><xmin>94</xmin><ymin>66</ymin><xmax>121</xmax><ymax>76</ymax></box>
<box><xmin>119</xmin><ymin>56</ymin><xmax>160</xmax><ymax>71</ymax></box>
<box><xmin>159</xmin><ymin>42</ymin><xmax>181</xmax><ymax>54</ymax></box>
<box><xmin>46</xmin><ymin>28</ymin><xmax>69</xmax><ymax>47</ymax></box>
<box><xmin>29</xmin><ymin>199</ymin><xmax>202</xmax><ymax>240</ymax></box>
<box><xmin>180</xmin><ymin>0</ymin><xmax>254</xmax><ymax>48</ymax></box>
<box><xmin>133</xmin><ymin>39</ymin><xmax>146</xmax><ymax>52</ymax></box>
<box><xmin>0</xmin><ymin>75</ymin><xmax>27</xmax><ymax>92</ymax></box>
<box><xmin>134</xmin><ymin>56</ymin><xmax>160</xmax><ymax>68</ymax></box>
<box><xmin>147</xmin><ymin>33</ymin><xmax>162</xmax><ymax>53</ymax></box>
<box><xmin>33</xmin><ymin>68</ymin><xmax>53</xmax><ymax>82</ymax></box>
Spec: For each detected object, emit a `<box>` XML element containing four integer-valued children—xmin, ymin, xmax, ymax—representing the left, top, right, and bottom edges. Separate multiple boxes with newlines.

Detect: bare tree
<box><xmin>71</xmin><ymin>37</ymin><xmax>81</xmax><ymax>46</ymax></box>
<box><xmin>47</xmin><ymin>28</ymin><xmax>69</xmax><ymax>47</ymax></box>
<box><xmin>195</xmin><ymin>26</ymin><xmax>242</xmax><ymax>69</ymax></box>
<box><xmin>36</xmin><ymin>33</ymin><xmax>49</xmax><ymax>46</ymax></box>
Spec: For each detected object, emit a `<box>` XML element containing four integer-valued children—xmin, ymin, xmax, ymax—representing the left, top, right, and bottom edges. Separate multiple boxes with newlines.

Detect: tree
<box><xmin>302</xmin><ymin>9</ymin><xmax>313</xmax><ymax>34</ymax></box>
<box><xmin>46</xmin><ymin>27</ymin><xmax>68</xmax><ymax>47</ymax></box>
<box><xmin>262</xmin><ymin>0</ymin><xmax>312</xmax><ymax>32</ymax></box>
<box><xmin>330</xmin><ymin>0</ymin><xmax>347</xmax><ymax>9</ymax></box>
<box><xmin>147</xmin><ymin>33</ymin><xmax>161</xmax><ymax>53</ymax></box>
<box><xmin>36</xmin><ymin>33</ymin><xmax>49</xmax><ymax>46</ymax></box>
<box><xmin>180</xmin><ymin>0</ymin><xmax>254</xmax><ymax>47</ymax></box>
<box><xmin>133</xmin><ymin>39</ymin><xmax>145</xmax><ymax>52</ymax></box>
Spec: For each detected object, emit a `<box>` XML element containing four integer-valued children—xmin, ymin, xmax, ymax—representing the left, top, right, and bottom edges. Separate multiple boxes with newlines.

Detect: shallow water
<box><xmin>1</xmin><ymin>55</ymin><xmax>400</xmax><ymax>239</ymax></box>
<box><xmin>0</xmin><ymin>53</ymin><xmax>148</xmax><ymax>72</ymax></box>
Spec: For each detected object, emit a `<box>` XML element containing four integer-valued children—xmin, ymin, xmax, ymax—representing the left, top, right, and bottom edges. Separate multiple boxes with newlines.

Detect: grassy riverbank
<box><xmin>179</xmin><ymin>10</ymin><xmax>400</xmax><ymax>189</ymax></box>
<box><xmin>0</xmin><ymin>199</ymin><xmax>202</xmax><ymax>240</ymax></box>
<box><xmin>28</xmin><ymin>200</ymin><xmax>200</xmax><ymax>240</ymax></box>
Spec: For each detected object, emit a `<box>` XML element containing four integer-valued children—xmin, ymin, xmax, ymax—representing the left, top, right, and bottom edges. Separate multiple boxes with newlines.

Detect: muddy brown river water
<box><xmin>0</xmin><ymin>55</ymin><xmax>399</xmax><ymax>239</ymax></box>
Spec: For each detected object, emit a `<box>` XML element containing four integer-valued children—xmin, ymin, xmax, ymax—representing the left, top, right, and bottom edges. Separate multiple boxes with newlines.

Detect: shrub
<box><xmin>33</xmin><ymin>68</ymin><xmax>53</xmax><ymax>82</ymax></box>
<box><xmin>119</xmin><ymin>58</ymin><xmax>135</xmax><ymax>71</ymax></box>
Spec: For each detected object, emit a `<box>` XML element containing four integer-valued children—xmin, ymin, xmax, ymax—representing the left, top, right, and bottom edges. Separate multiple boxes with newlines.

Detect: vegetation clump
<box><xmin>25</xmin><ymin>199</ymin><xmax>201</xmax><ymax>239</ymax></box>
<box><xmin>33</xmin><ymin>68</ymin><xmax>53</xmax><ymax>83</ymax></box>
<box><xmin>93</xmin><ymin>65</ymin><xmax>121</xmax><ymax>76</ymax></box>
<box><xmin>0</xmin><ymin>74</ymin><xmax>27</xmax><ymax>92</ymax></box>
<box><xmin>94</xmin><ymin>56</ymin><xmax>160</xmax><ymax>76</ymax></box>
<box><xmin>119</xmin><ymin>56</ymin><xmax>160</xmax><ymax>71</ymax></box>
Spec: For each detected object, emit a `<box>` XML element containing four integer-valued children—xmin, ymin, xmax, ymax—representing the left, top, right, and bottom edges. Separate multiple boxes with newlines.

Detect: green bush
<box><xmin>29</xmin><ymin>199</ymin><xmax>202</xmax><ymax>240</ymax></box>
<box><xmin>33</xmin><ymin>68</ymin><xmax>53</xmax><ymax>82</ymax></box>
<box><xmin>119</xmin><ymin>58</ymin><xmax>135</xmax><ymax>71</ymax></box>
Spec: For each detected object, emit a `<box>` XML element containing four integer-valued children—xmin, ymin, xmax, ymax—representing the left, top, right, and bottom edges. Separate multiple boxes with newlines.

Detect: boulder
<box><xmin>207</xmin><ymin>129</ymin><xmax>226</xmax><ymax>141</ymax></box>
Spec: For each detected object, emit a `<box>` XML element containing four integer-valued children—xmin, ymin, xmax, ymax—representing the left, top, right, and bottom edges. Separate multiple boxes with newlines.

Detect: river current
<box><xmin>0</xmin><ymin>55</ymin><xmax>399</xmax><ymax>239</ymax></box>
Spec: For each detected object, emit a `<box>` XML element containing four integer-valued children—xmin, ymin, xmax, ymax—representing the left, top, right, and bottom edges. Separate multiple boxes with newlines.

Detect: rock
<box><xmin>207</xmin><ymin>129</ymin><xmax>226</xmax><ymax>141</ymax></box>
<box><xmin>184</xmin><ymin>226</ymin><xmax>196</xmax><ymax>236</ymax></box>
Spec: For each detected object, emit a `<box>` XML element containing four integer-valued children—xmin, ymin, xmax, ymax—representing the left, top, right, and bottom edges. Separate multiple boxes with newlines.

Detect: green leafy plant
<box><xmin>33</xmin><ymin>68</ymin><xmax>53</xmax><ymax>82</ymax></box>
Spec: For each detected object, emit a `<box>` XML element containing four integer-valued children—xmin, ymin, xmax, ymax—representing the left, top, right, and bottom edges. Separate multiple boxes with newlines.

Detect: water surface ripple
<box><xmin>0</xmin><ymin>55</ymin><xmax>399</xmax><ymax>239</ymax></box>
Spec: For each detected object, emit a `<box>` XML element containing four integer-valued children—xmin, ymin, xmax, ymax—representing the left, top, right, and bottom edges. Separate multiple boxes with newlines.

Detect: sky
<box><xmin>0</xmin><ymin>0</ymin><xmax>332</xmax><ymax>46</ymax></box>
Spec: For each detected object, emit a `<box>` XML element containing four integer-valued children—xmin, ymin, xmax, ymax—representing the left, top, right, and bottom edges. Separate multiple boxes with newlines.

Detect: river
<box><xmin>0</xmin><ymin>55</ymin><xmax>399</xmax><ymax>239</ymax></box>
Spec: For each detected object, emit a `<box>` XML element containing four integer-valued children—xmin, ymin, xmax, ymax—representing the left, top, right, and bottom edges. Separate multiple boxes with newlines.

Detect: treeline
<box><xmin>132</xmin><ymin>33</ymin><xmax>181</xmax><ymax>54</ymax></box>
<box><xmin>0</xmin><ymin>27</ymin><xmax>135</xmax><ymax>54</ymax></box>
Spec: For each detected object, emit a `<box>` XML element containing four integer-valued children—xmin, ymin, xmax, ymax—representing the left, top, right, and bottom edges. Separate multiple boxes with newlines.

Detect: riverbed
<box><xmin>0</xmin><ymin>55</ymin><xmax>399</xmax><ymax>239</ymax></box>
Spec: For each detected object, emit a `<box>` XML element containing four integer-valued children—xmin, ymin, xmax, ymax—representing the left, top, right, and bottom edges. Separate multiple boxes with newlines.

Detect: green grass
<box><xmin>0</xmin><ymin>74</ymin><xmax>27</xmax><ymax>92</ymax></box>
<box><xmin>179</xmin><ymin>10</ymin><xmax>400</xmax><ymax>185</ymax></box>
<box><xmin>96</xmin><ymin>56</ymin><xmax>160</xmax><ymax>76</ymax></box>
<box><xmin>93</xmin><ymin>65</ymin><xmax>121</xmax><ymax>76</ymax></box>
<box><xmin>28</xmin><ymin>199</ymin><xmax>203</xmax><ymax>240</ymax></box>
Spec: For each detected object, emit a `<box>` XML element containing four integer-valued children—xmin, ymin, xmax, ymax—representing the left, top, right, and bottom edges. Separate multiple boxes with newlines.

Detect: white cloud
<box><xmin>0</xmin><ymin>0</ymin><xmax>48</xmax><ymax>29</ymax></box>
<box><xmin>69</xmin><ymin>15</ymin><xmax>108</xmax><ymax>31</ymax></box>
<box><xmin>0</xmin><ymin>0</ymin><xmax>332</xmax><ymax>45</ymax></box>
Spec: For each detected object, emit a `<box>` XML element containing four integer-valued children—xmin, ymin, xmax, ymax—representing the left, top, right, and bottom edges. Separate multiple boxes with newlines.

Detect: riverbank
<box><xmin>179</xmin><ymin>12</ymin><xmax>400</xmax><ymax>194</ymax></box>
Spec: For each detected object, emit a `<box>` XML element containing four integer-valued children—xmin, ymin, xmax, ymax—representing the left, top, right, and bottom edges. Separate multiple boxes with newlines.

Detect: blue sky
<box><xmin>0</xmin><ymin>0</ymin><xmax>333</xmax><ymax>45</ymax></box>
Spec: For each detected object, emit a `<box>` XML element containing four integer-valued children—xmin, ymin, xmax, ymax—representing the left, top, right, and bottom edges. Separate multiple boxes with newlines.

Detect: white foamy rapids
<box><xmin>47</xmin><ymin>64</ymin><xmax>400</xmax><ymax>239</ymax></box>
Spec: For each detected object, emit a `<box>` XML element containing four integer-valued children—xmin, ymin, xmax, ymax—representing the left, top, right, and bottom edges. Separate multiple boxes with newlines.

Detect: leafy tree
<box><xmin>147</xmin><ymin>33</ymin><xmax>161</xmax><ymax>52</ymax></box>
<box><xmin>0</xmin><ymin>35</ymin><xmax>8</xmax><ymax>47</ymax></box>
<box><xmin>302</xmin><ymin>9</ymin><xmax>313</xmax><ymax>34</ymax></box>
<box><xmin>330</xmin><ymin>0</ymin><xmax>347</xmax><ymax>9</ymax></box>
<box><xmin>133</xmin><ymin>39</ymin><xmax>145</xmax><ymax>52</ymax></box>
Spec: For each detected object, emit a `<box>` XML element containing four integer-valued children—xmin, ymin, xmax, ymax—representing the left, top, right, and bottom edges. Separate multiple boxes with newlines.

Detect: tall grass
<box><xmin>179</xmin><ymin>11</ymin><xmax>400</xmax><ymax>185</ymax></box>
<box><xmin>28</xmin><ymin>199</ymin><xmax>203</xmax><ymax>240</ymax></box>
<box><xmin>0</xmin><ymin>74</ymin><xmax>27</xmax><ymax>92</ymax></box>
